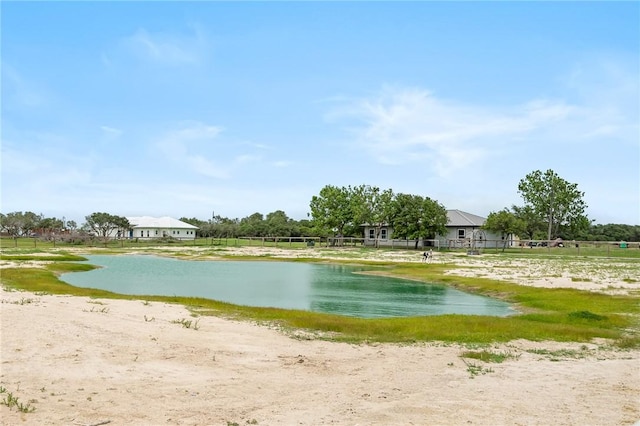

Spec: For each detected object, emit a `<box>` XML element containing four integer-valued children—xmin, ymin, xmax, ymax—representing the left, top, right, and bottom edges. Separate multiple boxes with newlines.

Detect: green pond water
<box><xmin>60</xmin><ymin>255</ymin><xmax>515</xmax><ymax>318</ymax></box>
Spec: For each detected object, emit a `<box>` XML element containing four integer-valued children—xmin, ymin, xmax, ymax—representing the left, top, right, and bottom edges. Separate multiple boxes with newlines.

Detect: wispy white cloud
<box><xmin>120</xmin><ymin>24</ymin><xmax>209</xmax><ymax>65</ymax></box>
<box><xmin>272</xmin><ymin>160</ymin><xmax>291</xmax><ymax>168</ymax></box>
<box><xmin>327</xmin><ymin>86</ymin><xmax>576</xmax><ymax>175</ymax></box>
<box><xmin>328</xmin><ymin>64</ymin><xmax>636</xmax><ymax>177</ymax></box>
<box><xmin>100</xmin><ymin>125</ymin><xmax>122</xmax><ymax>138</ymax></box>
<box><xmin>1</xmin><ymin>64</ymin><xmax>47</xmax><ymax>108</ymax></box>
<box><xmin>156</xmin><ymin>122</ymin><xmax>228</xmax><ymax>179</ymax></box>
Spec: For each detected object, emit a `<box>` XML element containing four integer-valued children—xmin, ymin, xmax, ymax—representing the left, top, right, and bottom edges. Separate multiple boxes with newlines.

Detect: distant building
<box><xmin>126</xmin><ymin>216</ymin><xmax>198</xmax><ymax>240</ymax></box>
<box><xmin>362</xmin><ymin>209</ymin><xmax>515</xmax><ymax>249</ymax></box>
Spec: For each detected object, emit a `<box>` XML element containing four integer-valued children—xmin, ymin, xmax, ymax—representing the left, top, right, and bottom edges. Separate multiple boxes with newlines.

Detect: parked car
<box><xmin>550</xmin><ymin>238</ymin><xmax>564</xmax><ymax>248</ymax></box>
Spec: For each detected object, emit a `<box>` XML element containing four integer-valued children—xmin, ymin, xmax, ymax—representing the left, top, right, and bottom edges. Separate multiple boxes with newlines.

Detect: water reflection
<box><xmin>60</xmin><ymin>255</ymin><xmax>514</xmax><ymax>318</ymax></box>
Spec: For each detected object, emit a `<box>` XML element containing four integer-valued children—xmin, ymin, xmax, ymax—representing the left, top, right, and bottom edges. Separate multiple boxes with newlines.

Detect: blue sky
<box><xmin>2</xmin><ymin>2</ymin><xmax>639</xmax><ymax>225</ymax></box>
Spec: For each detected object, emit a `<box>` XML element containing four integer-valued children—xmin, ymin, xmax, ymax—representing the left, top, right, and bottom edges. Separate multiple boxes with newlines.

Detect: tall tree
<box><xmin>351</xmin><ymin>185</ymin><xmax>395</xmax><ymax>247</ymax></box>
<box><xmin>510</xmin><ymin>205</ymin><xmax>545</xmax><ymax>240</ymax></box>
<box><xmin>84</xmin><ymin>212</ymin><xmax>130</xmax><ymax>242</ymax></box>
<box><xmin>483</xmin><ymin>209</ymin><xmax>525</xmax><ymax>252</ymax></box>
<box><xmin>517</xmin><ymin>169</ymin><xmax>589</xmax><ymax>241</ymax></box>
<box><xmin>309</xmin><ymin>185</ymin><xmax>354</xmax><ymax>236</ymax></box>
<box><xmin>390</xmin><ymin>194</ymin><xmax>448</xmax><ymax>249</ymax></box>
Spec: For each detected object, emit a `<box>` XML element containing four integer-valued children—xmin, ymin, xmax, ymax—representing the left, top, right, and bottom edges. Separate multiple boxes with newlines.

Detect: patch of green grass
<box><xmin>0</xmin><ymin>253</ymin><xmax>87</xmax><ymax>262</ymax></box>
<box><xmin>614</xmin><ymin>335</ymin><xmax>640</xmax><ymax>349</ymax></box>
<box><xmin>460</xmin><ymin>349</ymin><xmax>519</xmax><ymax>363</ymax></box>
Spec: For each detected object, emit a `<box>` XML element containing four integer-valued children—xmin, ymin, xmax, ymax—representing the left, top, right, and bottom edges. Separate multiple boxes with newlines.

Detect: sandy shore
<box><xmin>1</xmin><ymin>248</ymin><xmax>639</xmax><ymax>425</ymax></box>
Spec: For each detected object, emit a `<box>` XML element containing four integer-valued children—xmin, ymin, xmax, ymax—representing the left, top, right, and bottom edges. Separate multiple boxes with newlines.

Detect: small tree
<box><xmin>483</xmin><ymin>209</ymin><xmax>525</xmax><ymax>252</ymax></box>
<box><xmin>84</xmin><ymin>212</ymin><xmax>130</xmax><ymax>242</ymax></box>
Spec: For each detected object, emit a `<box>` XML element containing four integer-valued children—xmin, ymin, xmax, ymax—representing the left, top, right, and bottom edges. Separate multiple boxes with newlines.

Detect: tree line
<box><xmin>1</xmin><ymin>170</ymin><xmax>638</xmax><ymax>242</ymax></box>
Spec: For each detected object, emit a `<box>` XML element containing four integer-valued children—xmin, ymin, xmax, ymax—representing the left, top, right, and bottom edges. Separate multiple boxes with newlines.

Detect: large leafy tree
<box><xmin>238</xmin><ymin>212</ymin><xmax>266</xmax><ymax>237</ymax></box>
<box><xmin>483</xmin><ymin>209</ymin><xmax>525</xmax><ymax>251</ymax></box>
<box><xmin>351</xmin><ymin>185</ymin><xmax>395</xmax><ymax>247</ymax></box>
<box><xmin>84</xmin><ymin>212</ymin><xmax>130</xmax><ymax>242</ymax></box>
<box><xmin>517</xmin><ymin>169</ymin><xmax>589</xmax><ymax>240</ymax></box>
<box><xmin>265</xmin><ymin>210</ymin><xmax>293</xmax><ymax>237</ymax></box>
<box><xmin>309</xmin><ymin>185</ymin><xmax>354</xmax><ymax>236</ymax></box>
<box><xmin>0</xmin><ymin>211</ymin><xmax>42</xmax><ymax>237</ymax></box>
<box><xmin>510</xmin><ymin>205</ymin><xmax>545</xmax><ymax>240</ymax></box>
<box><xmin>390</xmin><ymin>194</ymin><xmax>448</xmax><ymax>248</ymax></box>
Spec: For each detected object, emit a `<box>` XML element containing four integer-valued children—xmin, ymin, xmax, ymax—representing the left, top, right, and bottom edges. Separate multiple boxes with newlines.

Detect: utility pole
<box><xmin>547</xmin><ymin>184</ymin><xmax>554</xmax><ymax>242</ymax></box>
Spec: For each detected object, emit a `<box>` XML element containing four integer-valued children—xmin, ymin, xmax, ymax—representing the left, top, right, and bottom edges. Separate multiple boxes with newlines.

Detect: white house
<box><xmin>363</xmin><ymin>209</ymin><xmax>515</xmax><ymax>249</ymax></box>
<box><xmin>126</xmin><ymin>216</ymin><xmax>198</xmax><ymax>240</ymax></box>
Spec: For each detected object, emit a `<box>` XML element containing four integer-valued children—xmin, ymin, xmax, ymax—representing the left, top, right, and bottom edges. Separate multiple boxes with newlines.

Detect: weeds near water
<box><xmin>0</xmin><ymin>386</ymin><xmax>36</xmax><ymax>413</ymax></box>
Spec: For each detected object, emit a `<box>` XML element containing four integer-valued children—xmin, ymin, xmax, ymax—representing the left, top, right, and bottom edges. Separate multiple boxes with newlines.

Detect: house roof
<box><xmin>126</xmin><ymin>216</ymin><xmax>198</xmax><ymax>229</ymax></box>
<box><xmin>446</xmin><ymin>209</ymin><xmax>486</xmax><ymax>227</ymax></box>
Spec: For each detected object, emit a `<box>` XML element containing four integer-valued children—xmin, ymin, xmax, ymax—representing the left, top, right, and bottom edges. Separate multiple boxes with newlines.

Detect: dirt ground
<box><xmin>1</xmin><ymin>247</ymin><xmax>639</xmax><ymax>425</ymax></box>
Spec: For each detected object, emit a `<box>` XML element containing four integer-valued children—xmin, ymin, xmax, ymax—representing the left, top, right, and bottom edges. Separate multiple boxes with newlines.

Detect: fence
<box><xmin>1</xmin><ymin>236</ymin><xmax>638</xmax><ymax>257</ymax></box>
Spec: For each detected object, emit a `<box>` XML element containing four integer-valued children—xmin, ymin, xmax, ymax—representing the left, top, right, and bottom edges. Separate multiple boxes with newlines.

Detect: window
<box><xmin>381</xmin><ymin>229</ymin><xmax>387</xmax><ymax>239</ymax></box>
<box><xmin>458</xmin><ymin>229</ymin><xmax>466</xmax><ymax>239</ymax></box>
<box><xmin>155</xmin><ymin>230</ymin><xmax>158</xmax><ymax>235</ymax></box>
<box><xmin>369</xmin><ymin>229</ymin><xmax>375</xmax><ymax>239</ymax></box>
<box><xmin>147</xmin><ymin>230</ymin><xmax>150</xmax><ymax>237</ymax></box>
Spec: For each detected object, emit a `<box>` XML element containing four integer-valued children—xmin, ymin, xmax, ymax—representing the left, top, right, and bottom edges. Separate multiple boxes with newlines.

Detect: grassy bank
<box><xmin>1</xmin><ymin>250</ymin><xmax>638</xmax><ymax>347</ymax></box>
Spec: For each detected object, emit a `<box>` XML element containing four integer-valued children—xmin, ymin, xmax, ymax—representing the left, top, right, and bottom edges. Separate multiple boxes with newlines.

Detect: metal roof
<box><xmin>126</xmin><ymin>216</ymin><xmax>198</xmax><ymax>229</ymax></box>
<box><xmin>446</xmin><ymin>209</ymin><xmax>486</xmax><ymax>227</ymax></box>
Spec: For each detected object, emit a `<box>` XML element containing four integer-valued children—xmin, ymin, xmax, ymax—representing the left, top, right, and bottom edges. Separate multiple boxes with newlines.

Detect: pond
<box><xmin>60</xmin><ymin>255</ymin><xmax>515</xmax><ymax>318</ymax></box>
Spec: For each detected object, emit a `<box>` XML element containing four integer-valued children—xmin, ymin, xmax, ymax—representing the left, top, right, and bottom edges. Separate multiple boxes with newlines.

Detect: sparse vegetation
<box><xmin>460</xmin><ymin>359</ymin><xmax>495</xmax><ymax>378</ymax></box>
<box><xmin>0</xmin><ymin>386</ymin><xmax>36</xmax><ymax>413</ymax></box>
<box><xmin>171</xmin><ymin>318</ymin><xmax>200</xmax><ymax>330</ymax></box>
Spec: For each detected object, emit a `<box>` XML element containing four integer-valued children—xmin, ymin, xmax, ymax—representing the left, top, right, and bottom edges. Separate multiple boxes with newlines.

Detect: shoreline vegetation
<box><xmin>1</xmin><ymin>245</ymin><xmax>638</xmax><ymax>347</ymax></box>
